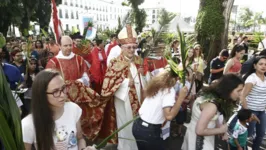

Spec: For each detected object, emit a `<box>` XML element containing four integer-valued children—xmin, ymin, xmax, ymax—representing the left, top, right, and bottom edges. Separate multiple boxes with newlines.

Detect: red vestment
<box><xmin>89</xmin><ymin>47</ymin><xmax>107</xmax><ymax>94</ymax></box>
<box><xmin>106</xmin><ymin>41</ymin><xmax>117</xmax><ymax>56</ymax></box>
<box><xmin>98</xmin><ymin>55</ymin><xmax>143</xmax><ymax>144</ymax></box>
<box><xmin>46</xmin><ymin>55</ymin><xmax>105</xmax><ymax>141</ymax></box>
<box><xmin>143</xmin><ymin>57</ymin><xmax>168</xmax><ymax>75</ymax></box>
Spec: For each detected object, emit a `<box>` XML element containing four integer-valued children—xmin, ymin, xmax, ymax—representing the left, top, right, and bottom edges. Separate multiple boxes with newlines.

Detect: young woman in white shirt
<box><xmin>132</xmin><ymin>66</ymin><xmax>188</xmax><ymax>150</ymax></box>
<box><xmin>22</xmin><ymin>69</ymin><xmax>95</xmax><ymax>150</ymax></box>
<box><xmin>241</xmin><ymin>56</ymin><xmax>266</xmax><ymax>150</ymax></box>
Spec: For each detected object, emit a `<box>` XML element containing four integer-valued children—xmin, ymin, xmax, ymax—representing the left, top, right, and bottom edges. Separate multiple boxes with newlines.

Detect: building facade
<box><xmin>57</xmin><ymin>0</ymin><xmax>130</xmax><ymax>32</ymax></box>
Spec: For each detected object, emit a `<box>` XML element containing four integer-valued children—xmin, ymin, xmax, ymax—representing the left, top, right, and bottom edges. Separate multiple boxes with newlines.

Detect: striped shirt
<box><xmin>246</xmin><ymin>73</ymin><xmax>266</xmax><ymax>111</ymax></box>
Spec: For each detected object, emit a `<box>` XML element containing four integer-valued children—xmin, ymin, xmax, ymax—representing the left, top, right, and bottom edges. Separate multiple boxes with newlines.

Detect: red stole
<box><xmin>106</xmin><ymin>41</ymin><xmax>117</xmax><ymax>56</ymax></box>
<box><xmin>89</xmin><ymin>47</ymin><xmax>107</xmax><ymax>93</ymax></box>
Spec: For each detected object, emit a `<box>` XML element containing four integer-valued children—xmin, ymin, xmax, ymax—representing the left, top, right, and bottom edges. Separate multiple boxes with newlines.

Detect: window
<box><xmin>153</xmin><ymin>10</ymin><xmax>155</xmax><ymax>13</ymax></box>
<box><xmin>75</xmin><ymin>0</ymin><xmax>78</xmax><ymax>7</ymax></box>
<box><xmin>110</xmin><ymin>7</ymin><xmax>112</xmax><ymax>12</ymax></box>
<box><xmin>77</xmin><ymin>24</ymin><xmax>79</xmax><ymax>30</ymax></box>
<box><xmin>65</xmin><ymin>9</ymin><xmax>69</xmax><ymax>19</ymax></box>
<box><xmin>76</xmin><ymin>11</ymin><xmax>79</xmax><ymax>19</ymax></box>
<box><xmin>100</xmin><ymin>14</ymin><xmax>102</xmax><ymax>21</ymax></box>
<box><xmin>71</xmin><ymin>11</ymin><xmax>74</xmax><ymax>19</ymax></box>
<box><xmin>97</xmin><ymin>14</ymin><xmax>99</xmax><ymax>20</ymax></box>
<box><xmin>152</xmin><ymin>20</ymin><xmax>155</xmax><ymax>23</ymax></box>
<box><xmin>66</xmin><ymin>24</ymin><xmax>69</xmax><ymax>30</ymax></box>
<box><xmin>59</xmin><ymin>9</ymin><xmax>63</xmax><ymax>18</ymax></box>
<box><xmin>70</xmin><ymin>0</ymin><xmax>73</xmax><ymax>6</ymax></box>
<box><xmin>64</xmin><ymin>0</ymin><xmax>68</xmax><ymax>5</ymax></box>
<box><xmin>80</xmin><ymin>0</ymin><xmax>83</xmax><ymax>8</ymax></box>
<box><xmin>152</xmin><ymin>15</ymin><xmax>155</xmax><ymax>19</ymax></box>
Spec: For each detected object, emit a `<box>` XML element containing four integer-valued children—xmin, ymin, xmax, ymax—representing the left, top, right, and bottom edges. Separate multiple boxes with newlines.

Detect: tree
<box><xmin>238</xmin><ymin>7</ymin><xmax>254</xmax><ymax>30</ymax></box>
<box><xmin>196</xmin><ymin>0</ymin><xmax>235</xmax><ymax>79</ymax></box>
<box><xmin>126</xmin><ymin>0</ymin><xmax>146</xmax><ymax>33</ymax></box>
<box><xmin>158</xmin><ymin>8</ymin><xmax>176</xmax><ymax>30</ymax></box>
<box><xmin>0</xmin><ymin>0</ymin><xmax>24</xmax><ymax>36</ymax></box>
<box><xmin>196</xmin><ymin>0</ymin><xmax>234</xmax><ymax>62</ymax></box>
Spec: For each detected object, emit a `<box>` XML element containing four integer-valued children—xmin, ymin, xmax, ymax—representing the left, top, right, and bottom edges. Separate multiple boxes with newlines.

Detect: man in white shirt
<box><xmin>258</xmin><ymin>32</ymin><xmax>266</xmax><ymax>51</ymax></box>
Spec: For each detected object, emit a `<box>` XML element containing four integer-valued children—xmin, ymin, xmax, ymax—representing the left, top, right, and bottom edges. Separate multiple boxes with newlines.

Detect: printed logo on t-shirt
<box><xmin>55</xmin><ymin>126</ymin><xmax>77</xmax><ymax>150</ymax></box>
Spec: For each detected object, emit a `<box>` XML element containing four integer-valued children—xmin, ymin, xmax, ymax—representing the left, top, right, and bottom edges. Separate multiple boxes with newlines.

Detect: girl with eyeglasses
<box><xmin>22</xmin><ymin>69</ymin><xmax>95</xmax><ymax>150</ymax></box>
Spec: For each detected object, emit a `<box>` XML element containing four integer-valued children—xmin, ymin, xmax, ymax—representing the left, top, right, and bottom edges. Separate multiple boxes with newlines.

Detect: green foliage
<box><xmin>237</xmin><ymin>8</ymin><xmax>266</xmax><ymax>31</ymax></box>
<box><xmin>195</xmin><ymin>0</ymin><xmax>224</xmax><ymax>38</ymax></box>
<box><xmin>0</xmin><ymin>67</ymin><xmax>24</xmax><ymax>150</ymax></box>
<box><xmin>117</xmin><ymin>17</ymin><xmax>123</xmax><ymax>34</ymax></box>
<box><xmin>158</xmin><ymin>8</ymin><xmax>176</xmax><ymax>27</ymax></box>
<box><xmin>0</xmin><ymin>33</ymin><xmax>6</xmax><ymax>48</ymax></box>
<box><xmin>134</xmin><ymin>9</ymin><xmax>147</xmax><ymax>33</ymax></box>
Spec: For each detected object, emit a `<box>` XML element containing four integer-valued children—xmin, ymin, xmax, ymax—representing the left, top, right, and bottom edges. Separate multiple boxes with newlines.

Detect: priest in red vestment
<box><xmin>143</xmin><ymin>43</ymin><xmax>168</xmax><ymax>81</ymax></box>
<box><xmin>105</xmin><ymin>34</ymin><xmax>118</xmax><ymax>56</ymax></box>
<box><xmin>89</xmin><ymin>39</ymin><xmax>107</xmax><ymax>94</ymax></box>
<box><xmin>99</xmin><ymin>25</ymin><xmax>144</xmax><ymax>149</ymax></box>
<box><xmin>46</xmin><ymin>36</ymin><xmax>104</xmax><ymax>142</ymax></box>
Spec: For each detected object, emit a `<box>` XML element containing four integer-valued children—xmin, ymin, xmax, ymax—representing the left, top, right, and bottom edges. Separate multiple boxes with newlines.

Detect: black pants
<box><xmin>132</xmin><ymin>118</ymin><xmax>164</xmax><ymax>150</ymax></box>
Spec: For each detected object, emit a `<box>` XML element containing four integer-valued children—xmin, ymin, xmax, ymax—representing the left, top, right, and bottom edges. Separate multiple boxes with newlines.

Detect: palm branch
<box><xmin>96</xmin><ymin>116</ymin><xmax>140</xmax><ymax>149</ymax></box>
<box><xmin>0</xmin><ymin>67</ymin><xmax>24</xmax><ymax>150</ymax></box>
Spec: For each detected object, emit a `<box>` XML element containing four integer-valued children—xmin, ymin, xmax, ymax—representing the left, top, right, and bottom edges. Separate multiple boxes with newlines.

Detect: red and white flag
<box><xmin>51</xmin><ymin>0</ymin><xmax>63</xmax><ymax>44</ymax></box>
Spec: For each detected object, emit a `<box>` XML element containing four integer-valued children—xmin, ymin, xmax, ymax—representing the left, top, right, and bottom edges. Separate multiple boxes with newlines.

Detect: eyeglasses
<box><xmin>46</xmin><ymin>85</ymin><xmax>68</xmax><ymax>98</ymax></box>
<box><xmin>124</xmin><ymin>45</ymin><xmax>137</xmax><ymax>50</ymax></box>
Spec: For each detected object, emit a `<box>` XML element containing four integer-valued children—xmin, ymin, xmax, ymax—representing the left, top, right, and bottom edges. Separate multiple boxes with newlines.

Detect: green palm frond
<box><xmin>41</xmin><ymin>28</ymin><xmax>49</xmax><ymax>38</ymax></box>
<box><xmin>0</xmin><ymin>33</ymin><xmax>6</xmax><ymax>48</ymax></box>
<box><xmin>96</xmin><ymin>116</ymin><xmax>140</xmax><ymax>149</ymax></box>
<box><xmin>177</xmin><ymin>25</ymin><xmax>188</xmax><ymax>86</ymax></box>
<box><xmin>0</xmin><ymin>67</ymin><xmax>24</xmax><ymax>150</ymax></box>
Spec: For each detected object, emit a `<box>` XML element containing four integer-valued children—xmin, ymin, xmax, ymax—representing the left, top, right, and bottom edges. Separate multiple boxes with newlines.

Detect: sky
<box><xmin>140</xmin><ymin>0</ymin><xmax>266</xmax><ymax>17</ymax></box>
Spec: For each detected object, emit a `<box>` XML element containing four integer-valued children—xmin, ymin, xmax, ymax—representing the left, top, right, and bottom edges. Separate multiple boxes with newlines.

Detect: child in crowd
<box><xmin>229</xmin><ymin>109</ymin><xmax>260</xmax><ymax>150</ymax></box>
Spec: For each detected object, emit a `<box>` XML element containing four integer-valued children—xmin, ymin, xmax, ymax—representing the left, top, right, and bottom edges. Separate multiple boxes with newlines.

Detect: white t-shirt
<box><xmin>139</xmin><ymin>87</ymin><xmax>176</xmax><ymax>124</ymax></box>
<box><xmin>245</xmin><ymin>73</ymin><xmax>266</xmax><ymax>111</ymax></box>
<box><xmin>22</xmin><ymin>102</ymin><xmax>82</xmax><ymax>150</ymax></box>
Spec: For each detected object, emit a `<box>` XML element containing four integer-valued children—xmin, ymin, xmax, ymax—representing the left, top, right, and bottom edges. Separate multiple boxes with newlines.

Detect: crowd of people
<box><xmin>1</xmin><ymin>26</ymin><xmax>266</xmax><ymax>150</ymax></box>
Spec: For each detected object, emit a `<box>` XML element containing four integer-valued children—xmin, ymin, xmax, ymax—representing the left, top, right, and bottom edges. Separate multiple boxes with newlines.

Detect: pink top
<box><xmin>229</xmin><ymin>58</ymin><xmax>242</xmax><ymax>73</ymax></box>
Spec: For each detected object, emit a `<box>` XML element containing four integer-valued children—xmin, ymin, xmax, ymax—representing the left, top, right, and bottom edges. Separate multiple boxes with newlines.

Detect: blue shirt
<box><xmin>2</xmin><ymin>63</ymin><xmax>24</xmax><ymax>90</ymax></box>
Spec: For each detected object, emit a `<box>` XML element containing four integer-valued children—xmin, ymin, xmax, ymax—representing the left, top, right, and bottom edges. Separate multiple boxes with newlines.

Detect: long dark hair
<box><xmin>35</xmin><ymin>40</ymin><xmax>44</xmax><ymax>49</ymax></box>
<box><xmin>243</xmin><ymin>56</ymin><xmax>266</xmax><ymax>81</ymax></box>
<box><xmin>202</xmin><ymin>74</ymin><xmax>243</xmax><ymax>120</ymax></box>
<box><xmin>31</xmin><ymin>69</ymin><xmax>60</xmax><ymax>150</ymax></box>
<box><xmin>203</xmin><ymin>74</ymin><xmax>243</xmax><ymax>101</ymax></box>
<box><xmin>25</xmin><ymin>59</ymin><xmax>40</xmax><ymax>88</ymax></box>
<box><xmin>229</xmin><ymin>44</ymin><xmax>245</xmax><ymax>58</ymax></box>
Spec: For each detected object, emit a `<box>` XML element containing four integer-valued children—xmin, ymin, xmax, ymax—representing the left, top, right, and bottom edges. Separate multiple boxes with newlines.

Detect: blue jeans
<box><xmin>248</xmin><ymin>110</ymin><xmax>266</xmax><ymax>150</ymax></box>
<box><xmin>132</xmin><ymin>118</ymin><xmax>164</xmax><ymax>150</ymax></box>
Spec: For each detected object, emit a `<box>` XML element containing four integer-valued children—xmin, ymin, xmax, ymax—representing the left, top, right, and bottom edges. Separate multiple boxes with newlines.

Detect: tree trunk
<box><xmin>196</xmin><ymin>0</ymin><xmax>235</xmax><ymax>81</ymax></box>
<box><xmin>221</xmin><ymin>0</ymin><xmax>235</xmax><ymax>49</ymax></box>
